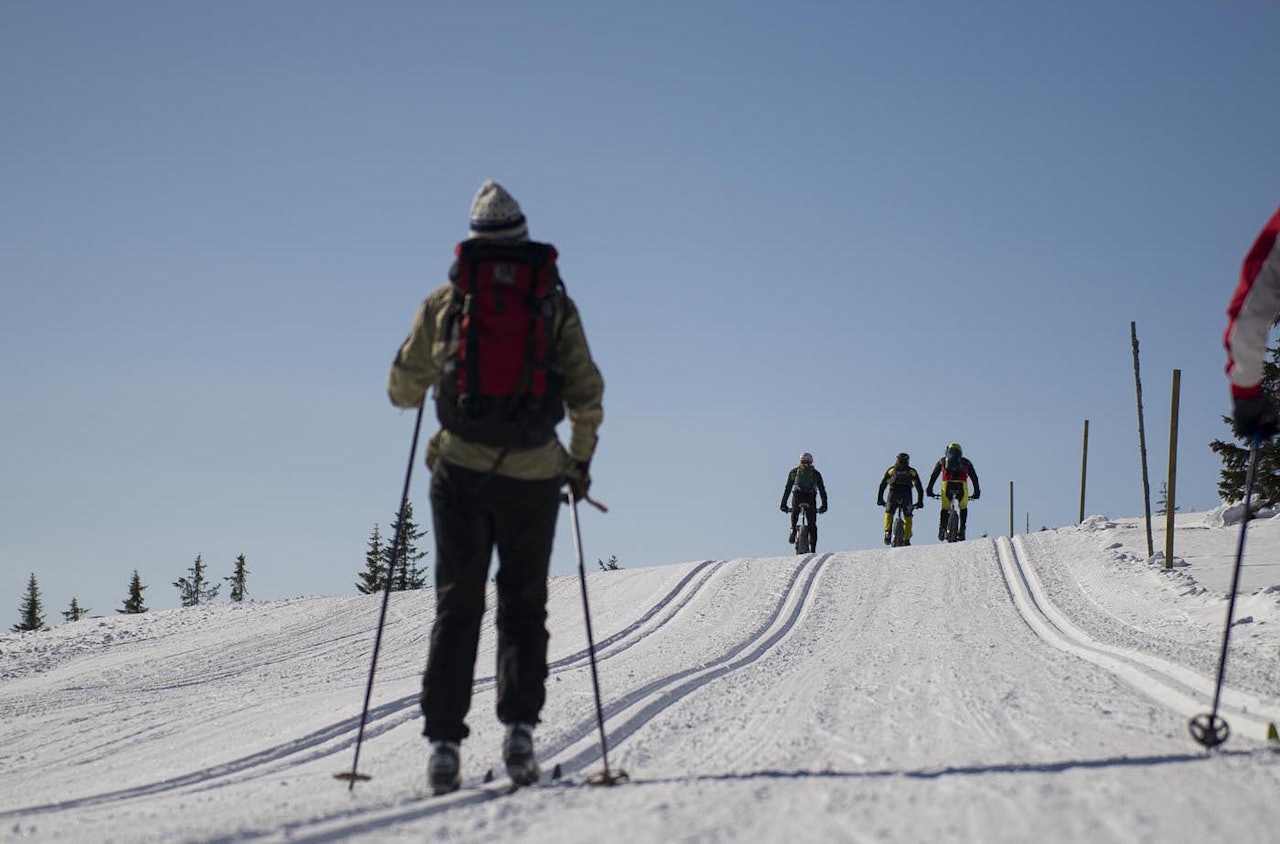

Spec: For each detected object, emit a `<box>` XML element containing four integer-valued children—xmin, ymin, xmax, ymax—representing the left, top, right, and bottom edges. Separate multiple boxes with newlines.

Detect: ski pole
<box><xmin>1189</xmin><ymin>433</ymin><xmax>1261</xmax><ymax>749</ymax></box>
<box><xmin>566</xmin><ymin>488</ymin><xmax>629</xmax><ymax>786</ymax></box>
<box><xmin>336</xmin><ymin>402</ymin><xmax>426</xmax><ymax>786</ymax></box>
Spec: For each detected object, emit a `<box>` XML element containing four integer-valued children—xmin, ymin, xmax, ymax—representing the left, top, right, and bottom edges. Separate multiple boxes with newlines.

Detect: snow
<box><xmin>3</xmin><ymin>509</ymin><xmax>1279</xmax><ymax>842</ymax></box>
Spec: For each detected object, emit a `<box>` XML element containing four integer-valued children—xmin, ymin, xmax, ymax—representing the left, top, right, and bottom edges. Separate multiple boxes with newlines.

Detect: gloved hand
<box><xmin>1233</xmin><ymin>393</ymin><xmax>1280</xmax><ymax>441</ymax></box>
<box><xmin>779</xmin><ymin>503</ymin><xmax>789</xmax><ymax>513</ymax></box>
<box><xmin>818</xmin><ymin>503</ymin><xmax>828</xmax><ymax>514</ymax></box>
<box><xmin>565</xmin><ymin>460</ymin><xmax>591</xmax><ymax>500</ymax></box>
<box><xmin>971</xmin><ymin>490</ymin><xmax>981</xmax><ymax>501</ymax></box>
<box><xmin>876</xmin><ymin>498</ymin><xmax>885</xmax><ymax>507</ymax></box>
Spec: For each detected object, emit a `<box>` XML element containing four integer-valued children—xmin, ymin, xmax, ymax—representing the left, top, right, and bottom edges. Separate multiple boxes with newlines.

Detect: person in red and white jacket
<box><xmin>1225</xmin><ymin>205</ymin><xmax>1280</xmax><ymax>440</ymax></box>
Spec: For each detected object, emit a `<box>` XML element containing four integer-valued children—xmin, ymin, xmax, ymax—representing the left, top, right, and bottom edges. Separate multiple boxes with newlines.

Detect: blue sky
<box><xmin>4</xmin><ymin>1</ymin><xmax>1278</xmax><ymax>618</ymax></box>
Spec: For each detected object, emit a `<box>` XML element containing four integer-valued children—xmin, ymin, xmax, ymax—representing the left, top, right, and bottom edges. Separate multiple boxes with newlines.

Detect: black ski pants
<box><xmin>422</xmin><ymin>460</ymin><xmax>561</xmax><ymax>743</ymax></box>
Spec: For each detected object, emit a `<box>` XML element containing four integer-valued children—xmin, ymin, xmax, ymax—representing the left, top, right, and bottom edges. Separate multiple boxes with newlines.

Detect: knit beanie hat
<box><xmin>468</xmin><ymin>180</ymin><xmax>528</xmax><ymax>241</ymax></box>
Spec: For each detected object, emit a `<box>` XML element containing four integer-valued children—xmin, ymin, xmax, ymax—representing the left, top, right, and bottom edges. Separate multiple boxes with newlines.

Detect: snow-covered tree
<box><xmin>12</xmin><ymin>573</ymin><xmax>45</xmax><ymax>632</ymax></box>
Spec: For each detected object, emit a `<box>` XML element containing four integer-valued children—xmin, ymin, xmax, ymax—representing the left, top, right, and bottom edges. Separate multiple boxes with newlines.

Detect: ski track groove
<box><xmin>995</xmin><ymin>535</ymin><xmax>1280</xmax><ymax>742</ymax></box>
<box><xmin>0</xmin><ymin>559</ymin><xmax>727</xmax><ymax>820</ymax></box>
<box><xmin>279</xmin><ymin>554</ymin><xmax>833</xmax><ymax>843</ymax></box>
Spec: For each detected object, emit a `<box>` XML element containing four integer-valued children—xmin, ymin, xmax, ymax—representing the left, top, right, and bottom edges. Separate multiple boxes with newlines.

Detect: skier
<box><xmin>779</xmin><ymin>452</ymin><xmax>828</xmax><ymax>550</ymax></box>
<box><xmin>388</xmin><ymin>180</ymin><xmax>605</xmax><ymax>795</ymax></box>
<box><xmin>1225</xmin><ymin>204</ymin><xmax>1280</xmax><ymax>440</ymax></box>
<box><xmin>876</xmin><ymin>452</ymin><xmax>924</xmax><ymax>545</ymax></box>
<box><xmin>926</xmin><ymin>443</ymin><xmax>980</xmax><ymax>541</ymax></box>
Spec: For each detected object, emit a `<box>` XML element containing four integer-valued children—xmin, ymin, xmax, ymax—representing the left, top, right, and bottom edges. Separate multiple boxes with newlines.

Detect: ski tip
<box><xmin>1268</xmin><ymin>722</ymin><xmax>1279</xmax><ymax>743</ymax></box>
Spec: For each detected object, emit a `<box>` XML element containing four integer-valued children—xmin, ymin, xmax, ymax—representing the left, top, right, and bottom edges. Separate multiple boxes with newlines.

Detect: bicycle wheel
<box><xmin>796</xmin><ymin>524</ymin><xmax>812</xmax><ymax>555</ymax></box>
<box><xmin>891</xmin><ymin>512</ymin><xmax>906</xmax><ymax>547</ymax></box>
<box><xmin>947</xmin><ymin>507</ymin><xmax>960</xmax><ymax>542</ymax></box>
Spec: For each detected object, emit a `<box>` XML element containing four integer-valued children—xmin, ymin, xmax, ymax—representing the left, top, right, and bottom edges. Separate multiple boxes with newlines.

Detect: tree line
<box><xmin>10</xmin><ymin>501</ymin><xmax>431</xmax><ymax>632</ymax></box>
<box><xmin>11</xmin><ymin>553</ymin><xmax>252</xmax><ymax>632</ymax></box>
<box><xmin>14</xmin><ymin>499</ymin><xmax>622</xmax><ymax>633</ymax></box>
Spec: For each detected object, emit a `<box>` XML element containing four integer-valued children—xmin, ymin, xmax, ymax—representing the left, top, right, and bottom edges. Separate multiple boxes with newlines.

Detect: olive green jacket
<box><xmin>387</xmin><ymin>279</ymin><xmax>604</xmax><ymax>480</ymax></box>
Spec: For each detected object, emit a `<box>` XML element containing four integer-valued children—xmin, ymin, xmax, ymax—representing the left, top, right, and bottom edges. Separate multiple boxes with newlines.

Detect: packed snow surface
<box><xmin>3</xmin><ymin>510</ymin><xmax>1279</xmax><ymax>842</ymax></box>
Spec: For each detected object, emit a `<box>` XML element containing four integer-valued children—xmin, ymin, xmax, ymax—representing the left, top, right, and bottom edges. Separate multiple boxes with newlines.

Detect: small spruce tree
<box><xmin>119</xmin><ymin>569</ymin><xmax>148</xmax><ymax>614</ymax></box>
<box><xmin>1210</xmin><ymin>337</ymin><xmax>1280</xmax><ymax>505</ymax></box>
<box><xmin>356</xmin><ymin>524</ymin><xmax>388</xmax><ymax>594</ymax></box>
<box><xmin>598</xmin><ymin>554</ymin><xmax>622</xmax><ymax>572</ymax></box>
<box><xmin>224</xmin><ymin>554</ymin><xmax>249</xmax><ymax>603</ymax></box>
<box><xmin>173</xmin><ymin>554</ymin><xmax>221</xmax><ymax>607</ymax></box>
<box><xmin>62</xmin><ymin>597</ymin><xmax>89</xmax><ymax>622</ymax></box>
<box><xmin>12</xmin><ymin>573</ymin><xmax>46</xmax><ymax>632</ymax></box>
<box><xmin>386</xmin><ymin>502</ymin><xmax>428</xmax><ymax>591</ymax></box>
<box><xmin>1154</xmin><ymin>481</ymin><xmax>1180</xmax><ymax>517</ymax></box>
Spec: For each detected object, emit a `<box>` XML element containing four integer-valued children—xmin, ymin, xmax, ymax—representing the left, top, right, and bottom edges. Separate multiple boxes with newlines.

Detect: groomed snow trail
<box><xmin>2</xmin><ymin>531</ymin><xmax>1278</xmax><ymax>843</ymax></box>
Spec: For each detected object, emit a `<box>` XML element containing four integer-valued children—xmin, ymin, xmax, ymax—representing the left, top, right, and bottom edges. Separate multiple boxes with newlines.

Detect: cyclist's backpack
<box><xmin>890</xmin><ymin>465</ymin><xmax>914</xmax><ymax>489</ymax></box>
<box><xmin>943</xmin><ymin>448</ymin><xmax>964</xmax><ymax>477</ymax></box>
<box><xmin>434</xmin><ymin>239</ymin><xmax>565</xmax><ymax>448</ymax></box>
<box><xmin>794</xmin><ymin>464</ymin><xmax>816</xmax><ymax>494</ymax></box>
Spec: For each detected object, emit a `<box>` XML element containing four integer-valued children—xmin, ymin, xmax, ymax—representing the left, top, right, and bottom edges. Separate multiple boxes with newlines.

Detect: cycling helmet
<box><xmin>896</xmin><ymin>452</ymin><xmax>909</xmax><ymax>464</ymax></box>
<box><xmin>947</xmin><ymin>442</ymin><xmax>962</xmax><ymax>454</ymax></box>
<box><xmin>800</xmin><ymin>452</ymin><xmax>814</xmax><ymax>465</ymax></box>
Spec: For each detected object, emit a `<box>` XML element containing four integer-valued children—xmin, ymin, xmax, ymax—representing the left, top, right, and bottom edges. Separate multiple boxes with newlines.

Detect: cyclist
<box><xmin>926</xmin><ymin>443</ymin><xmax>981</xmax><ymax>541</ymax></box>
<box><xmin>779</xmin><ymin>452</ymin><xmax>829</xmax><ymax>550</ymax></box>
<box><xmin>876</xmin><ymin>452</ymin><xmax>924</xmax><ymax>545</ymax></box>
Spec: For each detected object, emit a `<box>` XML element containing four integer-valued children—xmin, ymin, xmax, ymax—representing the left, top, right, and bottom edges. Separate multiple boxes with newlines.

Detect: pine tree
<box><xmin>62</xmin><ymin>597</ymin><xmax>89</xmax><ymax>622</ymax></box>
<box><xmin>356</xmin><ymin>524</ymin><xmax>388</xmax><ymax>594</ymax></box>
<box><xmin>12</xmin><ymin>573</ymin><xmax>45</xmax><ymax>632</ymax></box>
<box><xmin>598</xmin><ymin>554</ymin><xmax>622</xmax><ymax>571</ymax></box>
<box><xmin>173</xmin><ymin>554</ymin><xmax>221</xmax><ymax>608</ymax></box>
<box><xmin>386</xmin><ymin>501</ymin><xmax>428</xmax><ymax>591</ymax></box>
<box><xmin>1209</xmin><ymin>339</ymin><xmax>1280</xmax><ymax>505</ymax></box>
<box><xmin>119</xmin><ymin>569</ymin><xmax>148</xmax><ymax>614</ymax></box>
<box><xmin>1154</xmin><ymin>481</ymin><xmax>1180</xmax><ymax>517</ymax></box>
<box><xmin>224</xmin><ymin>554</ymin><xmax>249</xmax><ymax>603</ymax></box>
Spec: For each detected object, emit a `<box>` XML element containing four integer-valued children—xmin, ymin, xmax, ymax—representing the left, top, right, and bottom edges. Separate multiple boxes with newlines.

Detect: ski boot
<box><xmin>429</xmin><ymin>741</ymin><xmax>461</xmax><ymax>795</ymax></box>
<box><xmin>503</xmin><ymin>723</ymin><xmax>540</xmax><ymax>786</ymax></box>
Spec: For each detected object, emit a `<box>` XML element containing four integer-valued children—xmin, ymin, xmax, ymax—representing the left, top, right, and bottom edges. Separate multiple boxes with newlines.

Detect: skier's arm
<box><xmin>815</xmin><ymin>470</ymin><xmax>828</xmax><ymax>509</ymax></box>
<box><xmin>780</xmin><ymin>468</ymin><xmax>796</xmax><ymax>507</ymax></box>
<box><xmin>912</xmin><ymin>470</ymin><xmax>924</xmax><ymax>502</ymax></box>
<box><xmin>1226</xmin><ymin>206</ymin><xmax>1280</xmax><ymax>398</ymax></box>
<box><xmin>555</xmin><ymin>296</ymin><xmax>605</xmax><ymax>465</ymax></box>
<box><xmin>967</xmin><ymin>461</ymin><xmax>981</xmax><ymax>497</ymax></box>
<box><xmin>876</xmin><ymin>470</ymin><xmax>890</xmax><ymax>503</ymax></box>
<box><xmin>388</xmin><ymin>288</ymin><xmax>449</xmax><ymax>409</ymax></box>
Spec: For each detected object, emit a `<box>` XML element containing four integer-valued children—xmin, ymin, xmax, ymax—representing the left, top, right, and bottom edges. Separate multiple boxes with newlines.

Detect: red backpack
<box><xmin>434</xmin><ymin>239</ymin><xmax>565</xmax><ymax>448</ymax></box>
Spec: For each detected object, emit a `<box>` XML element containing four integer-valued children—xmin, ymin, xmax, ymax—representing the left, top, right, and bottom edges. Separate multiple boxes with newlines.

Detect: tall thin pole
<box><xmin>337</xmin><ymin>403</ymin><xmax>426</xmax><ymax>787</ymax></box>
<box><xmin>1079</xmin><ymin>419</ymin><xmax>1089</xmax><ymax>523</ymax></box>
<box><xmin>1131</xmin><ymin>322</ymin><xmax>1155</xmax><ymax>557</ymax></box>
<box><xmin>1008</xmin><ymin>481</ymin><xmax>1014</xmax><ymax>537</ymax></box>
<box><xmin>1165</xmin><ymin>370</ymin><xmax>1181</xmax><ymax>570</ymax></box>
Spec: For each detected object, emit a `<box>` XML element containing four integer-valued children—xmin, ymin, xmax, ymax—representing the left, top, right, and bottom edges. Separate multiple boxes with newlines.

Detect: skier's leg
<box><xmin>423</xmin><ymin>462</ymin><xmax>494</xmax><ymax>743</ymax></box>
<box><xmin>491</xmin><ymin>475</ymin><xmax>560</xmax><ymax>728</ymax></box>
